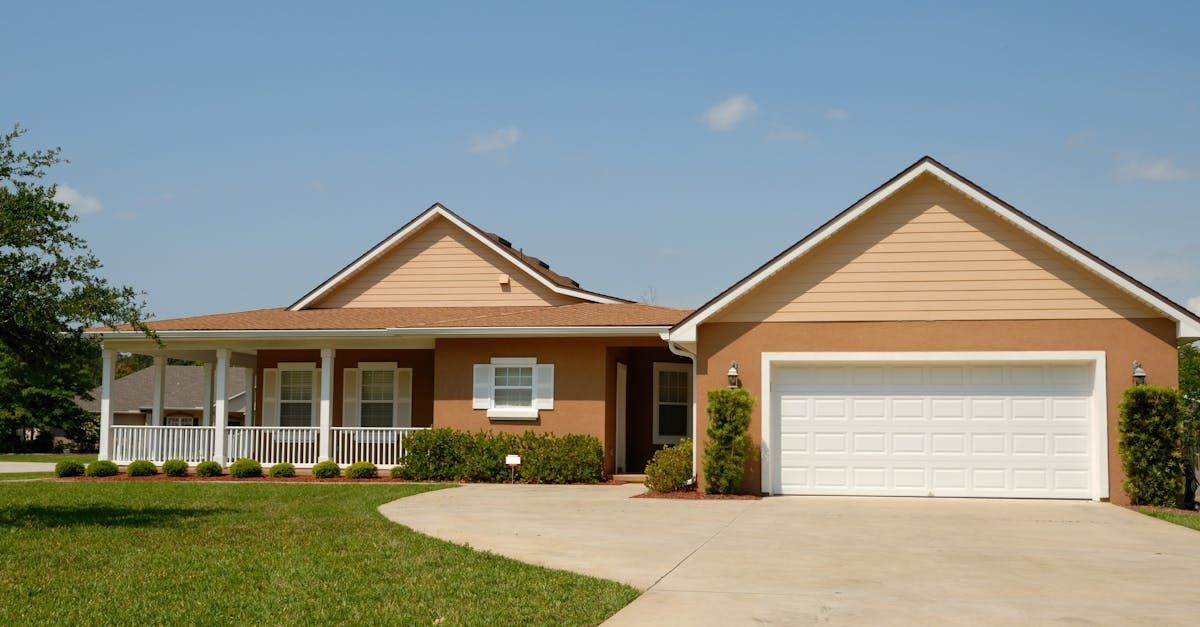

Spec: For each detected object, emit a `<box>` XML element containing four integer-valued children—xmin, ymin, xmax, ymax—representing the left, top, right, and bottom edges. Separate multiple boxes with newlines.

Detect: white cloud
<box><xmin>767</xmin><ymin>126</ymin><xmax>810</xmax><ymax>143</ymax></box>
<box><xmin>1115</xmin><ymin>157</ymin><xmax>1199</xmax><ymax>182</ymax></box>
<box><xmin>1189</xmin><ymin>296</ymin><xmax>1200</xmax><ymax>316</ymax></box>
<box><xmin>825</xmin><ymin>108</ymin><xmax>850</xmax><ymax>121</ymax></box>
<box><xmin>54</xmin><ymin>185</ymin><xmax>103</xmax><ymax>214</ymax></box>
<box><xmin>467</xmin><ymin>126</ymin><xmax>521</xmax><ymax>154</ymax></box>
<box><xmin>704</xmin><ymin>95</ymin><xmax>758</xmax><ymax>131</ymax></box>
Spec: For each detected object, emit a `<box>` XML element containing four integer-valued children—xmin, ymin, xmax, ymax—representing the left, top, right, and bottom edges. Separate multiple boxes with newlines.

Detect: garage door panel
<box><xmin>773</xmin><ymin>362</ymin><xmax>1094</xmax><ymax>499</ymax></box>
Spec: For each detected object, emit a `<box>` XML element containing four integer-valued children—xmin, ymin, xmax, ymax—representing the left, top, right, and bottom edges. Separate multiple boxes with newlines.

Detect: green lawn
<box><xmin>1140</xmin><ymin>507</ymin><xmax>1200</xmax><ymax>532</ymax></box>
<box><xmin>0</xmin><ymin>453</ymin><xmax>98</xmax><ymax>464</ymax></box>
<box><xmin>0</xmin><ymin>482</ymin><xmax>638</xmax><ymax>625</ymax></box>
<box><xmin>0</xmin><ymin>472</ymin><xmax>53</xmax><ymax>481</ymax></box>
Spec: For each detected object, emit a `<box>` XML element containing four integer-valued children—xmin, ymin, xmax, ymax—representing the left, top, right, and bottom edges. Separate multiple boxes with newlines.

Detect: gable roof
<box><xmin>670</xmin><ymin>156</ymin><xmax>1200</xmax><ymax>343</ymax></box>
<box><xmin>75</xmin><ymin>365</ymin><xmax>246</xmax><ymax>414</ymax></box>
<box><xmin>289</xmin><ymin>203</ymin><xmax>630</xmax><ymax>310</ymax></box>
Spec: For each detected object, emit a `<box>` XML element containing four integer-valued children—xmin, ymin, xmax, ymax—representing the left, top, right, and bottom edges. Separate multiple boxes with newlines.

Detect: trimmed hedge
<box><xmin>195</xmin><ymin>461</ymin><xmax>222</xmax><ymax>477</ymax></box>
<box><xmin>268</xmin><ymin>463</ymin><xmax>296</xmax><ymax>478</ymax></box>
<box><xmin>396</xmin><ymin>428</ymin><xmax>603</xmax><ymax>484</ymax></box>
<box><xmin>54</xmin><ymin>460</ymin><xmax>85</xmax><ymax>478</ymax></box>
<box><xmin>85</xmin><ymin>460</ymin><xmax>119</xmax><ymax>477</ymax></box>
<box><xmin>126</xmin><ymin>460</ymin><xmax>157</xmax><ymax>477</ymax></box>
<box><xmin>645</xmin><ymin>438</ymin><xmax>692</xmax><ymax>492</ymax></box>
<box><xmin>1119</xmin><ymin>385</ymin><xmax>1185</xmax><ymax>506</ymax></box>
<box><xmin>704</xmin><ymin>388</ymin><xmax>754</xmax><ymax>494</ymax></box>
<box><xmin>346</xmin><ymin>461</ymin><xmax>378</xmax><ymax>479</ymax></box>
<box><xmin>312</xmin><ymin>460</ymin><xmax>341</xmax><ymax>479</ymax></box>
<box><xmin>162</xmin><ymin>459</ymin><xmax>189</xmax><ymax>477</ymax></box>
<box><xmin>229</xmin><ymin>458</ymin><xmax>263</xmax><ymax>478</ymax></box>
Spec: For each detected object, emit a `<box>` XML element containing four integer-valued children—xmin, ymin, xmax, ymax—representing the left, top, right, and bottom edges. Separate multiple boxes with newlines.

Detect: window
<box><xmin>653</xmin><ymin>362</ymin><xmax>691</xmax><ymax>444</ymax></box>
<box><xmin>165</xmin><ymin>414</ymin><xmax>198</xmax><ymax>427</ymax></box>
<box><xmin>493</xmin><ymin>366</ymin><xmax>534</xmax><ymax>408</ymax></box>
<box><xmin>359</xmin><ymin>369</ymin><xmax>395</xmax><ymax>427</ymax></box>
<box><xmin>473</xmin><ymin>358</ymin><xmax>553</xmax><ymax>420</ymax></box>
<box><xmin>279</xmin><ymin>369</ymin><xmax>314</xmax><ymax>427</ymax></box>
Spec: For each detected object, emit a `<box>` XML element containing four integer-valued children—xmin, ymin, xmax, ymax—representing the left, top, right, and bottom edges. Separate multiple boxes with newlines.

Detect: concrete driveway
<box><xmin>0</xmin><ymin>462</ymin><xmax>55</xmax><ymax>473</ymax></box>
<box><xmin>380</xmin><ymin>484</ymin><xmax>1200</xmax><ymax>625</ymax></box>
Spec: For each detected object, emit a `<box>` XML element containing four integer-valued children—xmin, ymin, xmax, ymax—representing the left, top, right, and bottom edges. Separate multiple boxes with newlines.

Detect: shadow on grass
<box><xmin>0</xmin><ymin>504</ymin><xmax>236</xmax><ymax>528</ymax></box>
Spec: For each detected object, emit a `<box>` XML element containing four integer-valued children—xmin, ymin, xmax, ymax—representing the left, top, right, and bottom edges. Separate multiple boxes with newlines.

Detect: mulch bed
<box><xmin>59</xmin><ymin>474</ymin><xmax>420</xmax><ymax>483</ymax></box>
<box><xmin>633</xmin><ymin>487</ymin><xmax>761</xmax><ymax>500</ymax></box>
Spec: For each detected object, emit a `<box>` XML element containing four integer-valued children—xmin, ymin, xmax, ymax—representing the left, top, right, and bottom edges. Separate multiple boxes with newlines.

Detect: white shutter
<box><xmin>343</xmin><ymin>368</ymin><xmax>359</xmax><ymax>428</ymax></box>
<box><xmin>472</xmin><ymin>364</ymin><xmax>491</xmax><ymax>409</ymax></box>
<box><xmin>311</xmin><ymin>368</ymin><xmax>322</xmax><ymax>425</ymax></box>
<box><xmin>534</xmin><ymin>364</ymin><xmax>555</xmax><ymax>410</ymax></box>
<box><xmin>262</xmin><ymin>368</ymin><xmax>279</xmax><ymax>427</ymax></box>
<box><xmin>395</xmin><ymin>369</ymin><xmax>413</xmax><ymax>427</ymax></box>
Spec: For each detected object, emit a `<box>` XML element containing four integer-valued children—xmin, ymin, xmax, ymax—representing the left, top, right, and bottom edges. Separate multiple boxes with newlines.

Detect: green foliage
<box><xmin>268</xmin><ymin>463</ymin><xmax>296</xmax><ymax>478</ymax></box>
<box><xmin>461</xmin><ymin>431</ymin><xmax>519</xmax><ymax>482</ymax></box>
<box><xmin>346</xmin><ymin>461</ymin><xmax>378</xmax><ymax>479</ymax></box>
<box><xmin>53</xmin><ymin>459</ymin><xmax>84</xmax><ymax>478</ymax></box>
<box><xmin>84</xmin><ymin>460</ymin><xmax>118</xmax><ymax>477</ymax></box>
<box><xmin>396</xmin><ymin>428</ymin><xmax>471</xmax><ymax>481</ymax></box>
<box><xmin>1119</xmin><ymin>385</ymin><xmax>1185</xmax><ymax>506</ymax></box>
<box><xmin>644</xmin><ymin>438</ymin><xmax>692</xmax><ymax>492</ymax></box>
<box><xmin>161</xmin><ymin>459</ymin><xmax>189</xmax><ymax>477</ymax></box>
<box><xmin>194</xmin><ymin>461</ymin><xmax>222</xmax><ymax>478</ymax></box>
<box><xmin>397</xmin><ymin>429</ymin><xmax>602</xmax><ymax>483</ymax></box>
<box><xmin>518</xmin><ymin>432</ymin><xmax>603</xmax><ymax>484</ymax></box>
<box><xmin>228</xmin><ymin>458</ymin><xmax>263</xmax><ymax>479</ymax></box>
<box><xmin>126</xmin><ymin>460</ymin><xmax>157</xmax><ymax>477</ymax></box>
<box><xmin>311</xmin><ymin>460</ymin><xmax>342</xmax><ymax>479</ymax></box>
<box><xmin>704</xmin><ymin>388</ymin><xmax>754</xmax><ymax>494</ymax></box>
<box><xmin>389</xmin><ymin>465</ymin><xmax>405</xmax><ymax>479</ymax></box>
<box><xmin>0</xmin><ymin>126</ymin><xmax>149</xmax><ymax>445</ymax></box>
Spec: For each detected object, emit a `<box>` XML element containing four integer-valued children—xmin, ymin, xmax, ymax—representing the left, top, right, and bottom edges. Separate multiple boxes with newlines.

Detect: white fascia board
<box><xmin>289</xmin><ymin>204</ymin><xmax>623</xmax><ymax>310</ymax></box>
<box><xmin>89</xmin><ymin>325</ymin><xmax>671</xmax><ymax>341</ymax></box>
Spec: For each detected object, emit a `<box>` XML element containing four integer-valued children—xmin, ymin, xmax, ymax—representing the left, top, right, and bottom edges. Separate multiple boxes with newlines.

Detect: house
<box><xmin>90</xmin><ymin>157</ymin><xmax>1200</xmax><ymax>504</ymax></box>
<box><xmin>76</xmin><ymin>364</ymin><xmax>247</xmax><ymax>426</ymax></box>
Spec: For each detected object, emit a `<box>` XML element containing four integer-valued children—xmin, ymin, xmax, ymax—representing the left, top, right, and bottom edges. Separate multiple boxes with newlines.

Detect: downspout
<box><xmin>664</xmin><ymin>334</ymin><xmax>699</xmax><ymax>485</ymax></box>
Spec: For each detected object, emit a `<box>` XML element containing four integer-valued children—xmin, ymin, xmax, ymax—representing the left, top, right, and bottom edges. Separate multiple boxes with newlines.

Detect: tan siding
<box><xmin>314</xmin><ymin>216</ymin><xmax>581</xmax><ymax>308</ymax></box>
<box><xmin>716</xmin><ymin>174</ymin><xmax>1157</xmax><ymax>323</ymax></box>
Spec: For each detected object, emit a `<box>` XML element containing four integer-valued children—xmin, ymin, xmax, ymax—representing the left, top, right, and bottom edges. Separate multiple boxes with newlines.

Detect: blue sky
<box><xmin>5</xmin><ymin>1</ymin><xmax>1199</xmax><ymax>318</ymax></box>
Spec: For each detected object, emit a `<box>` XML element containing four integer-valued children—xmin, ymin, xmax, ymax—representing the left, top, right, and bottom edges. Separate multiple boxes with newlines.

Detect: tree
<box><xmin>0</xmin><ymin>125</ymin><xmax>149</xmax><ymax>451</ymax></box>
<box><xmin>1180</xmin><ymin>343</ymin><xmax>1200</xmax><ymax>505</ymax></box>
<box><xmin>703</xmin><ymin>387</ymin><xmax>754</xmax><ymax>494</ymax></box>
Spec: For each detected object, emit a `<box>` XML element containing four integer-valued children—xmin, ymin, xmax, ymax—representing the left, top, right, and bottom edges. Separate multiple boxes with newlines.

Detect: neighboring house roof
<box><xmin>76</xmin><ymin>365</ymin><xmax>246</xmax><ymax>414</ymax></box>
<box><xmin>99</xmin><ymin>303</ymin><xmax>689</xmax><ymax>333</ymax></box>
<box><xmin>288</xmin><ymin>203</ymin><xmax>631</xmax><ymax>310</ymax></box>
<box><xmin>670</xmin><ymin>156</ymin><xmax>1200</xmax><ymax>343</ymax></box>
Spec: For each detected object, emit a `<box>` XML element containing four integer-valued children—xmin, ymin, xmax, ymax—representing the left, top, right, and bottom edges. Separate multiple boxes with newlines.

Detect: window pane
<box><xmin>280</xmin><ymin>402</ymin><xmax>311</xmax><ymax>427</ymax></box>
<box><xmin>360</xmin><ymin>402</ymin><xmax>392</xmax><ymax>427</ymax></box>
<box><xmin>493</xmin><ymin>387</ymin><xmax>533</xmax><ymax>408</ymax></box>
<box><xmin>658</xmin><ymin>404</ymin><xmax>687</xmax><ymax>436</ymax></box>
<box><xmin>280</xmin><ymin>370</ymin><xmax>313</xmax><ymax>401</ymax></box>
<box><xmin>659</xmin><ymin>370</ymin><xmax>688</xmax><ymax>404</ymax></box>
<box><xmin>494</xmin><ymin>366</ymin><xmax>533</xmax><ymax>387</ymax></box>
<box><xmin>361</xmin><ymin>370</ymin><xmax>394</xmax><ymax>401</ymax></box>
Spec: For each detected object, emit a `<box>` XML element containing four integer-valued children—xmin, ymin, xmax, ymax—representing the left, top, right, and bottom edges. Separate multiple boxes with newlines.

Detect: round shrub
<box><xmin>390</xmin><ymin>465</ymin><xmax>405</xmax><ymax>479</ymax></box>
<box><xmin>311</xmin><ymin>460</ymin><xmax>341</xmax><ymax>479</ymax></box>
<box><xmin>54</xmin><ymin>460</ymin><xmax>85</xmax><ymax>478</ymax></box>
<box><xmin>644</xmin><ymin>438</ymin><xmax>693</xmax><ymax>493</ymax></box>
<box><xmin>126</xmin><ymin>459</ymin><xmax>157</xmax><ymax>477</ymax></box>
<box><xmin>195</xmin><ymin>460</ymin><xmax>222</xmax><ymax>477</ymax></box>
<box><xmin>268</xmin><ymin>462</ymin><xmax>296</xmax><ymax>478</ymax></box>
<box><xmin>162</xmin><ymin>459</ymin><xmax>189</xmax><ymax>477</ymax></box>
<box><xmin>228</xmin><ymin>458</ymin><xmax>263</xmax><ymax>478</ymax></box>
<box><xmin>85</xmin><ymin>460</ymin><xmax>119</xmax><ymax>477</ymax></box>
<box><xmin>346</xmin><ymin>461</ymin><xmax>378</xmax><ymax>479</ymax></box>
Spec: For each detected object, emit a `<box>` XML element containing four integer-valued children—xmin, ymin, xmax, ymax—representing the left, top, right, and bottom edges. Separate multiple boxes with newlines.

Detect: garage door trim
<box><xmin>760</xmin><ymin>351</ymin><xmax>1109</xmax><ymax>500</ymax></box>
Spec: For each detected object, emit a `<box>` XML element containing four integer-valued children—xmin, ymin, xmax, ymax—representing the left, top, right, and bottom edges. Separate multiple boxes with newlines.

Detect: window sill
<box><xmin>653</xmin><ymin>434</ymin><xmax>689</xmax><ymax>445</ymax></box>
<box><xmin>487</xmin><ymin>408</ymin><xmax>539</xmax><ymax>420</ymax></box>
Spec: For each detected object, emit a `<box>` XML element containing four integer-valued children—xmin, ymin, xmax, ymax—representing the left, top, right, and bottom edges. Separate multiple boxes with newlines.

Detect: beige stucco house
<box><xmin>92</xmin><ymin>157</ymin><xmax>1200</xmax><ymax>504</ymax></box>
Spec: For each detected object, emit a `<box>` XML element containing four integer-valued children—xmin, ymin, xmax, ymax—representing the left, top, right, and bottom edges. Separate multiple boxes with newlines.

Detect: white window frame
<box><xmin>653</xmin><ymin>362</ymin><xmax>692</xmax><ymax>445</ymax></box>
<box><xmin>277</xmin><ymin>362</ymin><xmax>317</xmax><ymax>428</ymax></box>
<box><xmin>165</xmin><ymin>414</ymin><xmax>198</xmax><ymax>427</ymax></box>
<box><xmin>356</xmin><ymin>361</ymin><xmax>411</xmax><ymax>428</ymax></box>
<box><xmin>487</xmin><ymin>357</ymin><xmax>538</xmax><ymax>420</ymax></box>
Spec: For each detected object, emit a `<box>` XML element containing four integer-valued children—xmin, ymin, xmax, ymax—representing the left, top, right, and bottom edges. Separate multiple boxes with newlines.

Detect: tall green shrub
<box><xmin>1119</xmin><ymin>385</ymin><xmax>1185</xmax><ymax>506</ymax></box>
<box><xmin>704</xmin><ymin>388</ymin><xmax>753</xmax><ymax>494</ymax></box>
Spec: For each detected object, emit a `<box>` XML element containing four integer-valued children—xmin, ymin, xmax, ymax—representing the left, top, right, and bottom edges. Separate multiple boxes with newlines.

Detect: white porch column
<box><xmin>98</xmin><ymin>348</ymin><xmax>115</xmax><ymax>461</ymax></box>
<box><xmin>243</xmin><ymin>367</ymin><xmax>255</xmax><ymax>426</ymax></box>
<box><xmin>319</xmin><ymin>348</ymin><xmax>335</xmax><ymax>462</ymax></box>
<box><xmin>151</xmin><ymin>355</ymin><xmax>166</xmax><ymax>426</ymax></box>
<box><xmin>213</xmin><ymin>349</ymin><xmax>230</xmax><ymax>466</ymax></box>
<box><xmin>202</xmin><ymin>361</ymin><xmax>214</xmax><ymax>426</ymax></box>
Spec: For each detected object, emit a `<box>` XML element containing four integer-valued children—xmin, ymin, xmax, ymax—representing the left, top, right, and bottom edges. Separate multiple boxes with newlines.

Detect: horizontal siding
<box><xmin>315</xmin><ymin>216</ymin><xmax>580</xmax><ymax>308</ymax></box>
<box><xmin>716</xmin><ymin>174</ymin><xmax>1157</xmax><ymax>323</ymax></box>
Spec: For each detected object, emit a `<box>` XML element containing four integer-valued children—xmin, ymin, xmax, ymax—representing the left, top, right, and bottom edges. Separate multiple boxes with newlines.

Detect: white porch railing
<box><xmin>110</xmin><ymin>426</ymin><xmax>215</xmax><ymax>464</ymax></box>
<box><xmin>225</xmin><ymin>427</ymin><xmax>321</xmax><ymax>466</ymax></box>
<box><xmin>331</xmin><ymin>427</ymin><xmax>426</xmax><ymax>468</ymax></box>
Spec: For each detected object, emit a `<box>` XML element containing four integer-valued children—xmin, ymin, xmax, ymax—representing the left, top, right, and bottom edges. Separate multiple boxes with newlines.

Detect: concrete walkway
<box><xmin>380</xmin><ymin>485</ymin><xmax>1200</xmax><ymax>625</ymax></box>
<box><xmin>0</xmin><ymin>462</ymin><xmax>55</xmax><ymax>473</ymax></box>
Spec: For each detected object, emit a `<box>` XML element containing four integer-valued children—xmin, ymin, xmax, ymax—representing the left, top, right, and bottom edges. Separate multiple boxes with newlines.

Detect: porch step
<box><xmin>611</xmin><ymin>473</ymin><xmax>646</xmax><ymax>484</ymax></box>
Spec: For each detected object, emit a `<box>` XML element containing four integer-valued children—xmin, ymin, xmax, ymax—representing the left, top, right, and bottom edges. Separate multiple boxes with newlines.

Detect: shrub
<box><xmin>312</xmin><ymin>460</ymin><xmax>341</xmax><ymax>479</ymax></box>
<box><xmin>704</xmin><ymin>388</ymin><xmax>754</xmax><ymax>494</ymax></box>
<box><xmin>462</xmin><ymin>431</ymin><xmax>519</xmax><ymax>482</ymax></box>
<box><xmin>645</xmin><ymin>438</ymin><xmax>692</xmax><ymax>492</ymax></box>
<box><xmin>162</xmin><ymin>459</ymin><xmax>189</xmax><ymax>477</ymax></box>
<box><xmin>268</xmin><ymin>463</ymin><xmax>296</xmax><ymax>478</ymax></box>
<box><xmin>1119</xmin><ymin>385</ymin><xmax>1185</xmax><ymax>506</ymax></box>
<box><xmin>85</xmin><ymin>460</ymin><xmax>119</xmax><ymax>477</ymax></box>
<box><xmin>228</xmin><ymin>458</ymin><xmax>263</xmax><ymax>478</ymax></box>
<box><xmin>126</xmin><ymin>459</ymin><xmax>157</xmax><ymax>477</ymax></box>
<box><xmin>346</xmin><ymin>461</ymin><xmax>378</xmax><ymax>479</ymax></box>
<box><xmin>195</xmin><ymin>461</ymin><xmax>222</xmax><ymax>477</ymax></box>
<box><xmin>390</xmin><ymin>465</ymin><xmax>405</xmax><ymax>479</ymax></box>
<box><xmin>395</xmin><ymin>428</ymin><xmax>471</xmax><ymax>480</ymax></box>
<box><xmin>54</xmin><ymin>460</ymin><xmax>85</xmax><ymax>478</ymax></box>
<box><xmin>519</xmin><ymin>432</ymin><xmax>604</xmax><ymax>484</ymax></box>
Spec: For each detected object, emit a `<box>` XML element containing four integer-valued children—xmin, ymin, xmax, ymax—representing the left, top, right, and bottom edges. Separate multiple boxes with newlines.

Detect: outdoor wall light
<box><xmin>1132</xmin><ymin>360</ymin><xmax>1147</xmax><ymax>386</ymax></box>
<box><xmin>727</xmin><ymin>361</ymin><xmax>740</xmax><ymax>388</ymax></box>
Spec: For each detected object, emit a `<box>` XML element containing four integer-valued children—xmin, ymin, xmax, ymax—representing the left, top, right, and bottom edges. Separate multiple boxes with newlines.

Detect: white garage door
<box><xmin>772</xmin><ymin>362</ymin><xmax>1097</xmax><ymax>499</ymax></box>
